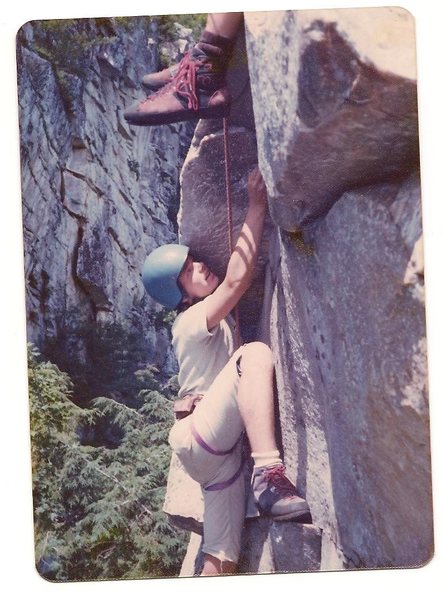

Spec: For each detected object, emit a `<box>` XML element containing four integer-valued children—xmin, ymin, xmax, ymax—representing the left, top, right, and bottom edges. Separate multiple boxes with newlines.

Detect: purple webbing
<box><xmin>204</xmin><ymin>460</ymin><xmax>244</xmax><ymax>492</ymax></box>
<box><xmin>191</xmin><ymin>423</ymin><xmax>238</xmax><ymax>456</ymax></box>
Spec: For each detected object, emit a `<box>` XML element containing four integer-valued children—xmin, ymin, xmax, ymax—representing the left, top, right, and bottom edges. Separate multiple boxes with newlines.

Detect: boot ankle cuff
<box><xmin>200</xmin><ymin>29</ymin><xmax>235</xmax><ymax>51</ymax></box>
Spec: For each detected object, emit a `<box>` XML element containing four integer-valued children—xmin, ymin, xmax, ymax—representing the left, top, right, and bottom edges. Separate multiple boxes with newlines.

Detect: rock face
<box><xmin>268</xmin><ymin>175</ymin><xmax>430</xmax><ymax>569</ymax></box>
<box><xmin>245</xmin><ymin>8</ymin><xmax>419</xmax><ymax>230</ymax></box>
<box><xmin>177</xmin><ymin>27</ymin><xmax>264</xmax><ymax>336</ymax></box>
<box><xmin>17</xmin><ymin>18</ymin><xmax>194</xmax><ymax>387</ymax></box>
<box><xmin>164</xmin><ymin>8</ymin><xmax>432</xmax><ymax>574</ymax></box>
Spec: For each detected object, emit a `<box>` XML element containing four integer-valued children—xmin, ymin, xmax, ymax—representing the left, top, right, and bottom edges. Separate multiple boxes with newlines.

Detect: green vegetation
<box><xmin>155</xmin><ymin>13</ymin><xmax>206</xmax><ymax>41</ymax></box>
<box><xmin>45</xmin><ymin>318</ymin><xmax>169</xmax><ymax>409</ymax></box>
<box><xmin>28</xmin><ymin>343</ymin><xmax>188</xmax><ymax>581</ymax></box>
<box><xmin>28</xmin><ymin>19</ymin><xmax>117</xmax><ymax>76</ymax></box>
<box><xmin>21</xmin><ymin>14</ymin><xmax>204</xmax><ymax>75</ymax></box>
<box><xmin>154</xmin><ymin>13</ymin><xmax>205</xmax><ymax>68</ymax></box>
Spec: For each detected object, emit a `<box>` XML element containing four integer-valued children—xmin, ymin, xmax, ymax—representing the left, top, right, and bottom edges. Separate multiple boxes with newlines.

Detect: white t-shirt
<box><xmin>172</xmin><ymin>296</ymin><xmax>236</xmax><ymax>398</ymax></box>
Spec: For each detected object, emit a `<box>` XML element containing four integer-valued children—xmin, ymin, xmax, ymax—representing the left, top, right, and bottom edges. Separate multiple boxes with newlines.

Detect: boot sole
<box><xmin>141</xmin><ymin>83</ymin><xmax>166</xmax><ymax>93</ymax></box>
<box><xmin>272</xmin><ymin>509</ymin><xmax>313</xmax><ymax>524</ymax></box>
<box><xmin>124</xmin><ymin>103</ymin><xmax>231</xmax><ymax>126</ymax></box>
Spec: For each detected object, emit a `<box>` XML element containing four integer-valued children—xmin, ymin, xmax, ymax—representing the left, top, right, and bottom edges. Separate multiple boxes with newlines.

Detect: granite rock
<box><xmin>169</xmin><ymin>8</ymin><xmax>431</xmax><ymax>574</ymax></box>
<box><xmin>245</xmin><ymin>8</ymin><xmax>419</xmax><ymax>230</ymax></box>
<box><xmin>18</xmin><ymin>18</ymin><xmax>194</xmax><ymax>378</ymax></box>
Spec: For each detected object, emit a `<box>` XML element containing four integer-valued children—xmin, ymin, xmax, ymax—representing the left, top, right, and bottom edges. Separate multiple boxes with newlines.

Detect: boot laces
<box><xmin>140</xmin><ymin>52</ymin><xmax>204</xmax><ymax>111</ymax></box>
<box><xmin>262</xmin><ymin>464</ymin><xmax>296</xmax><ymax>496</ymax></box>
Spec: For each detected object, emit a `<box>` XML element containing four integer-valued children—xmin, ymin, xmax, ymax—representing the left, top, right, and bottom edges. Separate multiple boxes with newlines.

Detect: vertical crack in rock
<box><xmin>19</xmin><ymin>17</ymin><xmax>193</xmax><ymax>381</ymax></box>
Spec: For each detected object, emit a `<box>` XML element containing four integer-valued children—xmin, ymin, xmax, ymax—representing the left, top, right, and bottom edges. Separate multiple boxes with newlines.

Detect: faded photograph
<box><xmin>16</xmin><ymin>7</ymin><xmax>432</xmax><ymax>581</ymax></box>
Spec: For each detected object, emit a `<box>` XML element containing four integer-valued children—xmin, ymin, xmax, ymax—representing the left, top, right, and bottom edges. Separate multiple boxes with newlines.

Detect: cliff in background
<box><xmin>17</xmin><ymin>17</ymin><xmax>195</xmax><ymax>401</ymax></box>
<box><xmin>18</xmin><ymin>9</ymin><xmax>433</xmax><ymax>577</ymax></box>
<box><xmin>166</xmin><ymin>8</ymin><xmax>433</xmax><ymax>573</ymax></box>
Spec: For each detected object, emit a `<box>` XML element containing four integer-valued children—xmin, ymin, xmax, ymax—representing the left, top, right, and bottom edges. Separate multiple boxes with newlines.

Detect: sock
<box><xmin>251</xmin><ymin>450</ymin><xmax>282</xmax><ymax>470</ymax></box>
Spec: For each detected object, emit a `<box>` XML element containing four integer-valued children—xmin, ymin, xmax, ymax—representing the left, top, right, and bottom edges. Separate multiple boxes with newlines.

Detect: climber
<box><xmin>141</xmin><ymin>167</ymin><xmax>311</xmax><ymax>576</ymax></box>
<box><xmin>124</xmin><ymin>12</ymin><xmax>244</xmax><ymax>126</ymax></box>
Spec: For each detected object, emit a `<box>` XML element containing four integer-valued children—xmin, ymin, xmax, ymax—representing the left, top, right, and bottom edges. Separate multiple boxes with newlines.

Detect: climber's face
<box><xmin>178</xmin><ymin>255</ymin><xmax>219</xmax><ymax>303</ymax></box>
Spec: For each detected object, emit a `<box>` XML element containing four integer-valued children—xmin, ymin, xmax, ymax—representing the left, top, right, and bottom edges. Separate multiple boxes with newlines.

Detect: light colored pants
<box><xmin>168</xmin><ymin>347</ymin><xmax>245</xmax><ymax>563</ymax></box>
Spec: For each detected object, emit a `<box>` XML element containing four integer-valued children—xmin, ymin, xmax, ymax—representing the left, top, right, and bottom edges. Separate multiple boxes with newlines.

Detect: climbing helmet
<box><xmin>141</xmin><ymin>244</ymin><xmax>189</xmax><ymax>309</ymax></box>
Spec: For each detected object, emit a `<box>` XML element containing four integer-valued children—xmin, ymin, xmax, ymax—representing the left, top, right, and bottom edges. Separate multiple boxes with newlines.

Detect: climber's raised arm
<box><xmin>205</xmin><ymin>167</ymin><xmax>268</xmax><ymax>330</ymax></box>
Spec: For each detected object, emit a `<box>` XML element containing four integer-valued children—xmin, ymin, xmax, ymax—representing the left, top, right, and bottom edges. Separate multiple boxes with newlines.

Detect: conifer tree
<box><xmin>28</xmin><ymin>344</ymin><xmax>188</xmax><ymax>581</ymax></box>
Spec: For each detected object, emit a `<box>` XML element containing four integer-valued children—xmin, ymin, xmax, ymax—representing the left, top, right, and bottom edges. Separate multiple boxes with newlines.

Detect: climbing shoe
<box><xmin>125</xmin><ymin>31</ymin><xmax>233</xmax><ymax>126</ymax></box>
<box><xmin>140</xmin><ymin>29</ymin><xmax>233</xmax><ymax>93</ymax></box>
<box><xmin>124</xmin><ymin>50</ymin><xmax>230</xmax><ymax>126</ymax></box>
<box><xmin>252</xmin><ymin>463</ymin><xmax>312</xmax><ymax>522</ymax></box>
<box><xmin>141</xmin><ymin>64</ymin><xmax>180</xmax><ymax>92</ymax></box>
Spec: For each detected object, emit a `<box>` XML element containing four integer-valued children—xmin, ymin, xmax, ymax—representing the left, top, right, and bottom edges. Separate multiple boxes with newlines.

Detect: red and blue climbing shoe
<box><xmin>252</xmin><ymin>463</ymin><xmax>312</xmax><ymax>522</ymax></box>
<box><xmin>124</xmin><ymin>47</ymin><xmax>231</xmax><ymax>126</ymax></box>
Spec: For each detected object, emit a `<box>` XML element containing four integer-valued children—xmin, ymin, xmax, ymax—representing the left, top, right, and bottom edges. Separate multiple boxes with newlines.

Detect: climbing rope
<box><xmin>223</xmin><ymin>117</ymin><xmax>242</xmax><ymax>349</ymax></box>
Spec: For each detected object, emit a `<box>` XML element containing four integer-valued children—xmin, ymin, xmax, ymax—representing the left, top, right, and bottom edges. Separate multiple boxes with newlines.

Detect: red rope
<box><xmin>223</xmin><ymin>118</ymin><xmax>241</xmax><ymax>349</ymax></box>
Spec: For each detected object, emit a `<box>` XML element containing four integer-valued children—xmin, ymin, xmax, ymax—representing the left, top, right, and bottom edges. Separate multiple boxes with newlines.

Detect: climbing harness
<box><xmin>204</xmin><ymin>460</ymin><xmax>245</xmax><ymax>492</ymax></box>
<box><xmin>191</xmin><ymin>423</ymin><xmax>240</xmax><ymax>457</ymax></box>
<box><xmin>223</xmin><ymin>117</ymin><xmax>242</xmax><ymax>349</ymax></box>
<box><xmin>191</xmin><ymin>423</ymin><xmax>245</xmax><ymax>492</ymax></box>
<box><xmin>188</xmin><ymin>357</ymin><xmax>245</xmax><ymax>492</ymax></box>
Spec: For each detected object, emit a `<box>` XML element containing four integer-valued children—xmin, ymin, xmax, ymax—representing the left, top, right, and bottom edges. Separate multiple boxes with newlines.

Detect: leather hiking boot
<box><xmin>124</xmin><ymin>48</ymin><xmax>231</xmax><ymax>126</ymax></box>
<box><xmin>141</xmin><ymin>64</ymin><xmax>179</xmax><ymax>92</ymax></box>
<box><xmin>252</xmin><ymin>463</ymin><xmax>312</xmax><ymax>523</ymax></box>
<box><xmin>140</xmin><ymin>29</ymin><xmax>233</xmax><ymax>93</ymax></box>
<box><xmin>141</xmin><ymin>63</ymin><xmax>180</xmax><ymax>93</ymax></box>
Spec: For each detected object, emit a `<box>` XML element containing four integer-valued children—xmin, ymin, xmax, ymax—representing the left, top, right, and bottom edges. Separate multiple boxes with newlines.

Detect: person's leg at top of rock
<box><xmin>123</xmin><ymin>12</ymin><xmax>243</xmax><ymax>126</ymax></box>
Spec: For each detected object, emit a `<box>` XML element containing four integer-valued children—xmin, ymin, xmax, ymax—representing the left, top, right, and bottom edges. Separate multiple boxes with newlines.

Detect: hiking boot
<box><xmin>124</xmin><ymin>50</ymin><xmax>230</xmax><ymax>126</ymax></box>
<box><xmin>252</xmin><ymin>463</ymin><xmax>312</xmax><ymax>522</ymax></box>
<box><xmin>140</xmin><ymin>30</ymin><xmax>233</xmax><ymax>93</ymax></box>
<box><xmin>141</xmin><ymin>64</ymin><xmax>179</xmax><ymax>92</ymax></box>
<box><xmin>124</xmin><ymin>31</ymin><xmax>233</xmax><ymax>127</ymax></box>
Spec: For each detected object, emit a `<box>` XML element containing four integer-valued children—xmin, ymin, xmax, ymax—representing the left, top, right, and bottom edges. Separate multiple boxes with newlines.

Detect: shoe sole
<box><xmin>141</xmin><ymin>83</ymin><xmax>165</xmax><ymax>93</ymax></box>
<box><xmin>124</xmin><ymin>103</ymin><xmax>231</xmax><ymax>126</ymax></box>
<box><xmin>269</xmin><ymin>512</ymin><xmax>312</xmax><ymax>525</ymax></box>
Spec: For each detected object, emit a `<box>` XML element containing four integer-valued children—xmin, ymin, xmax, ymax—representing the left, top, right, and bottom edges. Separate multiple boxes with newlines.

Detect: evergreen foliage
<box><xmin>19</xmin><ymin>14</ymin><xmax>205</xmax><ymax>78</ymax></box>
<box><xmin>47</xmin><ymin>318</ymin><xmax>165</xmax><ymax>409</ymax></box>
<box><xmin>28</xmin><ymin>344</ymin><xmax>188</xmax><ymax>582</ymax></box>
<box><xmin>155</xmin><ymin>13</ymin><xmax>206</xmax><ymax>40</ymax></box>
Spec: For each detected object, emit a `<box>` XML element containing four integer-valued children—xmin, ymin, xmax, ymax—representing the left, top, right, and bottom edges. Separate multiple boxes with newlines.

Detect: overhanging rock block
<box><xmin>245</xmin><ymin>8</ymin><xmax>419</xmax><ymax>230</ymax></box>
<box><xmin>178</xmin><ymin>125</ymin><xmax>275</xmax><ymax>337</ymax></box>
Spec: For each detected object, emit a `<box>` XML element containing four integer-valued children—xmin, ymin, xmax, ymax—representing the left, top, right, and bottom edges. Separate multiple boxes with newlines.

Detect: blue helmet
<box><xmin>141</xmin><ymin>244</ymin><xmax>189</xmax><ymax>309</ymax></box>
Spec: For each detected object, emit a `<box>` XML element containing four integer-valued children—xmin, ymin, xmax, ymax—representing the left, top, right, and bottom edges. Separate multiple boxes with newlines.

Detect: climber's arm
<box><xmin>206</xmin><ymin>167</ymin><xmax>267</xmax><ymax>331</ymax></box>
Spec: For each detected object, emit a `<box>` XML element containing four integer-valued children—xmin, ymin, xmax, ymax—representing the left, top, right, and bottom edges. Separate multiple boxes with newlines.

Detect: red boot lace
<box><xmin>262</xmin><ymin>464</ymin><xmax>296</xmax><ymax>495</ymax></box>
<box><xmin>139</xmin><ymin>52</ymin><xmax>203</xmax><ymax>111</ymax></box>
